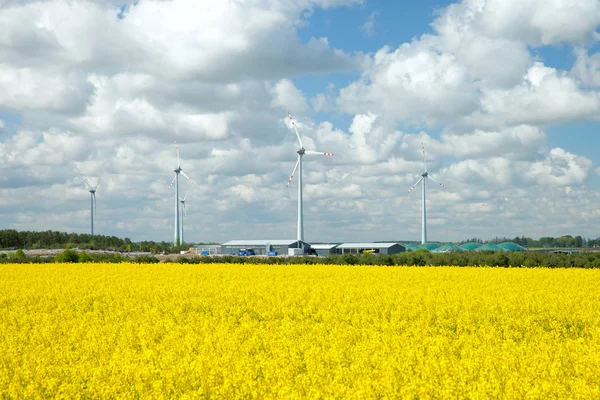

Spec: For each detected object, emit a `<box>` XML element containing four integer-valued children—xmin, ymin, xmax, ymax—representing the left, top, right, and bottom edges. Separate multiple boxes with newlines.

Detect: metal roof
<box><xmin>420</xmin><ymin>242</ymin><xmax>441</xmax><ymax>250</ymax></box>
<box><xmin>310</xmin><ymin>243</ymin><xmax>340</xmax><ymax>250</ymax></box>
<box><xmin>403</xmin><ymin>243</ymin><xmax>421</xmax><ymax>251</ymax></box>
<box><xmin>460</xmin><ymin>242</ymin><xmax>482</xmax><ymax>251</ymax></box>
<box><xmin>497</xmin><ymin>242</ymin><xmax>526</xmax><ymax>252</ymax></box>
<box><xmin>338</xmin><ymin>242</ymin><xmax>403</xmax><ymax>249</ymax></box>
<box><xmin>432</xmin><ymin>243</ymin><xmax>466</xmax><ymax>253</ymax></box>
<box><xmin>475</xmin><ymin>243</ymin><xmax>504</xmax><ymax>252</ymax></box>
<box><xmin>221</xmin><ymin>240</ymin><xmax>307</xmax><ymax>246</ymax></box>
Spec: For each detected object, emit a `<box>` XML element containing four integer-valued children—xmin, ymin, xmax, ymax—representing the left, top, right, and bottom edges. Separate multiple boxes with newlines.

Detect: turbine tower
<box><xmin>179</xmin><ymin>192</ymin><xmax>188</xmax><ymax>246</ymax></box>
<box><xmin>286</xmin><ymin>112</ymin><xmax>334</xmax><ymax>242</ymax></box>
<box><xmin>168</xmin><ymin>141</ymin><xmax>194</xmax><ymax>246</ymax></box>
<box><xmin>83</xmin><ymin>178</ymin><xmax>100</xmax><ymax>237</ymax></box>
<box><xmin>408</xmin><ymin>143</ymin><xmax>447</xmax><ymax>244</ymax></box>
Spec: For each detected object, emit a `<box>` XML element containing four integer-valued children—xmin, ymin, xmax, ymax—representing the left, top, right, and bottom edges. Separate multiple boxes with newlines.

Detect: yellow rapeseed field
<box><xmin>1</xmin><ymin>263</ymin><xmax>599</xmax><ymax>398</ymax></box>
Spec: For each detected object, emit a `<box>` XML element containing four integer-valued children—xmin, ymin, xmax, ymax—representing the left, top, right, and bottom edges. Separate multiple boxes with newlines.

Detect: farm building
<box><xmin>475</xmin><ymin>243</ymin><xmax>504</xmax><ymax>252</ymax></box>
<box><xmin>432</xmin><ymin>243</ymin><xmax>466</xmax><ymax>253</ymax></box>
<box><xmin>337</xmin><ymin>243</ymin><xmax>405</xmax><ymax>255</ymax></box>
<box><xmin>192</xmin><ymin>245</ymin><xmax>221</xmax><ymax>255</ymax></box>
<box><xmin>403</xmin><ymin>243</ymin><xmax>421</xmax><ymax>251</ymax></box>
<box><xmin>460</xmin><ymin>242</ymin><xmax>482</xmax><ymax>251</ymax></box>
<box><xmin>220</xmin><ymin>240</ymin><xmax>311</xmax><ymax>256</ymax></box>
<box><xmin>498</xmin><ymin>242</ymin><xmax>526</xmax><ymax>252</ymax></box>
<box><xmin>310</xmin><ymin>243</ymin><xmax>341</xmax><ymax>256</ymax></box>
<box><xmin>420</xmin><ymin>242</ymin><xmax>441</xmax><ymax>251</ymax></box>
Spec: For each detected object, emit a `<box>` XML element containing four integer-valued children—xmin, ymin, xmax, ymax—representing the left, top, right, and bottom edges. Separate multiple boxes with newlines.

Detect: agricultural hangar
<box><xmin>310</xmin><ymin>244</ymin><xmax>341</xmax><ymax>256</ymax></box>
<box><xmin>220</xmin><ymin>240</ymin><xmax>311</xmax><ymax>256</ymax></box>
<box><xmin>337</xmin><ymin>243</ymin><xmax>406</xmax><ymax>255</ymax></box>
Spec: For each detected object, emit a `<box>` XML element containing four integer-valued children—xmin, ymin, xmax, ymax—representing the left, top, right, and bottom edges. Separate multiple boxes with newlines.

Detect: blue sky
<box><xmin>294</xmin><ymin>0</ymin><xmax>600</xmax><ymax>171</ymax></box>
<box><xmin>1</xmin><ymin>0</ymin><xmax>599</xmax><ymax>242</ymax></box>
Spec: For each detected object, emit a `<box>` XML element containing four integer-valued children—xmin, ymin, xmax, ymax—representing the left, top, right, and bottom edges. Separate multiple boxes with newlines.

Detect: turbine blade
<box><xmin>428</xmin><ymin>174</ymin><xmax>447</xmax><ymax>190</ymax></box>
<box><xmin>408</xmin><ymin>176</ymin><xmax>424</xmax><ymax>193</ymax></box>
<box><xmin>83</xmin><ymin>179</ymin><xmax>93</xmax><ymax>190</ymax></box>
<box><xmin>175</xmin><ymin>140</ymin><xmax>180</xmax><ymax>167</ymax></box>
<box><xmin>288</xmin><ymin>112</ymin><xmax>304</xmax><ymax>148</ymax></box>
<box><xmin>168</xmin><ymin>174</ymin><xmax>176</xmax><ymax>189</ymax></box>
<box><xmin>180</xmin><ymin>170</ymin><xmax>194</xmax><ymax>183</ymax></box>
<box><xmin>94</xmin><ymin>177</ymin><xmax>100</xmax><ymax>190</ymax></box>
<box><xmin>183</xmin><ymin>192</ymin><xmax>188</xmax><ymax>201</ymax></box>
<box><xmin>183</xmin><ymin>203</ymin><xmax>187</xmax><ymax>217</ymax></box>
<box><xmin>286</xmin><ymin>158</ymin><xmax>301</xmax><ymax>187</ymax></box>
<box><xmin>305</xmin><ymin>150</ymin><xmax>334</xmax><ymax>156</ymax></box>
<box><xmin>421</xmin><ymin>142</ymin><xmax>427</xmax><ymax>173</ymax></box>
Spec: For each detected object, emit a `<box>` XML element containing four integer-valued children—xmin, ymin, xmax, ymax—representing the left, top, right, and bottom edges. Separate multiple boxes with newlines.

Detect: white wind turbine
<box><xmin>168</xmin><ymin>141</ymin><xmax>194</xmax><ymax>246</ymax></box>
<box><xmin>408</xmin><ymin>143</ymin><xmax>447</xmax><ymax>244</ymax></box>
<box><xmin>83</xmin><ymin>178</ymin><xmax>100</xmax><ymax>237</ymax></box>
<box><xmin>286</xmin><ymin>112</ymin><xmax>334</xmax><ymax>242</ymax></box>
<box><xmin>179</xmin><ymin>192</ymin><xmax>188</xmax><ymax>246</ymax></box>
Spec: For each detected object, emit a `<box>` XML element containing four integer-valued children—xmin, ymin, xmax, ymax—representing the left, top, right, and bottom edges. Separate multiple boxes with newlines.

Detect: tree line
<box><xmin>2</xmin><ymin>229</ymin><xmax>599</xmax><ymax>253</ymax></box>
<box><xmin>0</xmin><ymin>229</ymin><xmax>216</xmax><ymax>253</ymax></box>
<box><xmin>2</xmin><ymin>248</ymin><xmax>600</xmax><ymax>268</ymax></box>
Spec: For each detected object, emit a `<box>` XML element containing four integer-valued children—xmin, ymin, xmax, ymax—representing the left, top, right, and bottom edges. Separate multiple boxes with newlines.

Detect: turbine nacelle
<box><xmin>286</xmin><ymin>112</ymin><xmax>335</xmax><ymax>242</ymax></box>
<box><xmin>169</xmin><ymin>141</ymin><xmax>195</xmax><ymax>246</ymax></box>
<box><xmin>408</xmin><ymin>143</ymin><xmax>447</xmax><ymax>244</ymax></box>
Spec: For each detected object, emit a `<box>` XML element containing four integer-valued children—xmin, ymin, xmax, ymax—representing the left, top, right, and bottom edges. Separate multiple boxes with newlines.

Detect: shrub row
<box><xmin>2</xmin><ymin>250</ymin><xmax>600</xmax><ymax>268</ymax></box>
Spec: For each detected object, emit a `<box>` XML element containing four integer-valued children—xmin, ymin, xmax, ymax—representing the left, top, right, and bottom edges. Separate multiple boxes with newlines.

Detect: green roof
<box><xmin>460</xmin><ymin>242</ymin><xmax>482</xmax><ymax>251</ymax></box>
<box><xmin>432</xmin><ymin>243</ymin><xmax>466</xmax><ymax>253</ymax></box>
<box><xmin>403</xmin><ymin>243</ymin><xmax>421</xmax><ymax>251</ymax></box>
<box><xmin>420</xmin><ymin>242</ymin><xmax>441</xmax><ymax>250</ymax></box>
<box><xmin>475</xmin><ymin>243</ymin><xmax>504</xmax><ymax>252</ymax></box>
<box><xmin>497</xmin><ymin>242</ymin><xmax>526</xmax><ymax>252</ymax></box>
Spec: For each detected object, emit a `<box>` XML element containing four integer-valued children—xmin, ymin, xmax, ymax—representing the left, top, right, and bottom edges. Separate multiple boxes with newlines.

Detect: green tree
<box><xmin>55</xmin><ymin>250</ymin><xmax>79</xmax><ymax>263</ymax></box>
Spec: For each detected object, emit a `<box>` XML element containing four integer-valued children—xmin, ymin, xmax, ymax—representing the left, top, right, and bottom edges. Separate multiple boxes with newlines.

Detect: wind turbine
<box><xmin>179</xmin><ymin>192</ymin><xmax>188</xmax><ymax>246</ymax></box>
<box><xmin>286</xmin><ymin>112</ymin><xmax>334</xmax><ymax>242</ymax></box>
<box><xmin>83</xmin><ymin>178</ymin><xmax>100</xmax><ymax>237</ymax></box>
<box><xmin>168</xmin><ymin>141</ymin><xmax>194</xmax><ymax>246</ymax></box>
<box><xmin>408</xmin><ymin>143</ymin><xmax>447</xmax><ymax>244</ymax></box>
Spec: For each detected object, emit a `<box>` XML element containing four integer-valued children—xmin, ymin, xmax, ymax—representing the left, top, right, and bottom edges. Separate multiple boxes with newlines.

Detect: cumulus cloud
<box><xmin>360</xmin><ymin>10</ymin><xmax>378</xmax><ymax>37</ymax></box>
<box><xmin>0</xmin><ymin>0</ymin><xmax>598</xmax><ymax>243</ymax></box>
<box><xmin>337</xmin><ymin>42</ymin><xmax>479</xmax><ymax>125</ymax></box>
<box><xmin>465</xmin><ymin>63</ymin><xmax>600</xmax><ymax>127</ymax></box>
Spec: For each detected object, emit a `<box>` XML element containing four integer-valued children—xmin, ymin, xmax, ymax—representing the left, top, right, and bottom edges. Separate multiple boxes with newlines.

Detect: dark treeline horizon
<box><xmin>0</xmin><ymin>229</ymin><xmax>219</xmax><ymax>252</ymax></box>
<box><xmin>0</xmin><ymin>229</ymin><xmax>598</xmax><ymax>252</ymax></box>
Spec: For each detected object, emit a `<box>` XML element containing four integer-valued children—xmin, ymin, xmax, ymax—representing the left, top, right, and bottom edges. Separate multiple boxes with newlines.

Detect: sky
<box><xmin>1</xmin><ymin>0</ymin><xmax>600</xmax><ymax>243</ymax></box>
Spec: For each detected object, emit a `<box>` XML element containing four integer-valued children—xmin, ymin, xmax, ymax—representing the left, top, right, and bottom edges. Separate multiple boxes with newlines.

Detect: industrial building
<box><xmin>310</xmin><ymin>243</ymin><xmax>341</xmax><ymax>256</ymax></box>
<box><xmin>192</xmin><ymin>245</ymin><xmax>221</xmax><ymax>255</ymax></box>
<box><xmin>432</xmin><ymin>243</ymin><xmax>465</xmax><ymax>253</ymax></box>
<box><xmin>403</xmin><ymin>243</ymin><xmax>421</xmax><ymax>251</ymax></box>
<box><xmin>220</xmin><ymin>240</ymin><xmax>311</xmax><ymax>256</ymax></box>
<box><xmin>337</xmin><ymin>242</ymin><xmax>405</xmax><ymax>255</ymax></box>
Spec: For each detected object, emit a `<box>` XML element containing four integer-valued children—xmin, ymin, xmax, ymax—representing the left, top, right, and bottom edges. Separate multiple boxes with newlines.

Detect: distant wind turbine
<box><xmin>168</xmin><ymin>141</ymin><xmax>194</xmax><ymax>246</ymax></box>
<box><xmin>179</xmin><ymin>192</ymin><xmax>188</xmax><ymax>246</ymax></box>
<box><xmin>83</xmin><ymin>178</ymin><xmax>100</xmax><ymax>237</ymax></box>
<box><xmin>286</xmin><ymin>112</ymin><xmax>334</xmax><ymax>242</ymax></box>
<box><xmin>408</xmin><ymin>143</ymin><xmax>447</xmax><ymax>244</ymax></box>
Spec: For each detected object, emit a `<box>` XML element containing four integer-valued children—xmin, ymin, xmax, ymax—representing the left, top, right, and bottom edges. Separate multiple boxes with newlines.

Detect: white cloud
<box><xmin>571</xmin><ymin>48</ymin><xmax>600</xmax><ymax>87</ymax></box>
<box><xmin>337</xmin><ymin>42</ymin><xmax>479</xmax><ymax>125</ymax></box>
<box><xmin>435</xmin><ymin>0</ymin><xmax>600</xmax><ymax>46</ymax></box>
<box><xmin>465</xmin><ymin>63</ymin><xmax>600</xmax><ymax>127</ymax></box>
<box><xmin>0</xmin><ymin>0</ymin><xmax>599</xmax><ymax>243</ymax></box>
<box><xmin>360</xmin><ymin>10</ymin><xmax>378</xmax><ymax>37</ymax></box>
<box><xmin>270</xmin><ymin>79</ymin><xmax>310</xmax><ymax>115</ymax></box>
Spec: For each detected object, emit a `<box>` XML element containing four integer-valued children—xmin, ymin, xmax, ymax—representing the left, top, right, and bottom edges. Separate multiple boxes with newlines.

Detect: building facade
<box><xmin>337</xmin><ymin>242</ymin><xmax>406</xmax><ymax>255</ymax></box>
<box><xmin>220</xmin><ymin>240</ymin><xmax>311</xmax><ymax>256</ymax></box>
